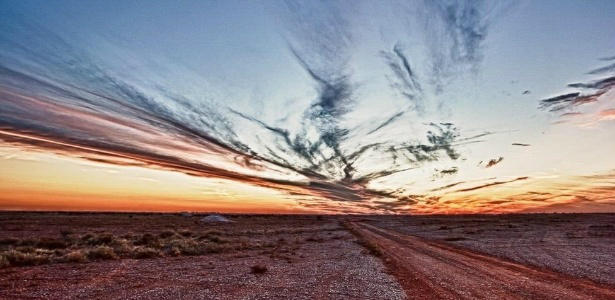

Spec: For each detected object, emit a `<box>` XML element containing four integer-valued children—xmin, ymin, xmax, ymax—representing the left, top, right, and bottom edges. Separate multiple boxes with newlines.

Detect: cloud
<box><xmin>453</xmin><ymin>176</ymin><xmax>528</xmax><ymax>193</ymax></box>
<box><xmin>579</xmin><ymin>108</ymin><xmax>615</xmax><ymax>127</ymax></box>
<box><xmin>381</xmin><ymin>44</ymin><xmax>424</xmax><ymax>113</ymax></box>
<box><xmin>366</xmin><ymin>111</ymin><xmax>405</xmax><ymax>135</ymax></box>
<box><xmin>587</xmin><ymin>63</ymin><xmax>615</xmax><ymax>75</ymax></box>
<box><xmin>420</xmin><ymin>0</ymin><xmax>504</xmax><ymax>92</ymax></box>
<box><xmin>0</xmin><ymin>5</ymin><xmax>555</xmax><ymax>214</ymax></box>
<box><xmin>484</xmin><ymin>157</ymin><xmax>504</xmax><ymax>168</ymax></box>
<box><xmin>539</xmin><ymin>58</ymin><xmax>615</xmax><ymax>112</ymax></box>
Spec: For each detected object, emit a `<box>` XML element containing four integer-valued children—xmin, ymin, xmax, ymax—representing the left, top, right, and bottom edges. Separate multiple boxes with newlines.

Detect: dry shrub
<box><xmin>588</xmin><ymin>225</ymin><xmax>615</xmax><ymax>237</ymax></box>
<box><xmin>133</xmin><ymin>247</ymin><xmax>161</xmax><ymax>259</ymax></box>
<box><xmin>164</xmin><ymin>247</ymin><xmax>181</xmax><ymax>257</ymax></box>
<box><xmin>65</xmin><ymin>250</ymin><xmax>88</xmax><ymax>263</ymax></box>
<box><xmin>87</xmin><ymin>246</ymin><xmax>118</xmax><ymax>260</ymax></box>
<box><xmin>207</xmin><ymin>235</ymin><xmax>228</xmax><ymax>244</ymax></box>
<box><xmin>443</xmin><ymin>236</ymin><xmax>467</xmax><ymax>242</ymax></box>
<box><xmin>201</xmin><ymin>229</ymin><xmax>224</xmax><ymax>237</ymax></box>
<box><xmin>109</xmin><ymin>239</ymin><xmax>132</xmax><ymax>254</ymax></box>
<box><xmin>199</xmin><ymin>242</ymin><xmax>233</xmax><ymax>254</ymax></box>
<box><xmin>179</xmin><ymin>229</ymin><xmax>193</xmax><ymax>237</ymax></box>
<box><xmin>1</xmin><ymin>227</ymin><xmax>260</xmax><ymax>269</ymax></box>
<box><xmin>3</xmin><ymin>250</ymin><xmax>50</xmax><ymax>266</ymax></box>
<box><xmin>81</xmin><ymin>233</ymin><xmax>95</xmax><ymax>241</ymax></box>
<box><xmin>134</xmin><ymin>233</ymin><xmax>161</xmax><ymax>248</ymax></box>
<box><xmin>60</xmin><ymin>230</ymin><xmax>74</xmax><ymax>237</ymax></box>
<box><xmin>250</xmin><ymin>264</ymin><xmax>268</xmax><ymax>274</ymax></box>
<box><xmin>356</xmin><ymin>239</ymin><xmax>383</xmax><ymax>256</ymax></box>
<box><xmin>35</xmin><ymin>238</ymin><xmax>68</xmax><ymax>249</ymax></box>
<box><xmin>15</xmin><ymin>246</ymin><xmax>35</xmax><ymax>253</ymax></box>
<box><xmin>0</xmin><ymin>256</ymin><xmax>9</xmax><ymax>268</ymax></box>
<box><xmin>341</xmin><ymin>221</ymin><xmax>383</xmax><ymax>257</ymax></box>
<box><xmin>83</xmin><ymin>232</ymin><xmax>115</xmax><ymax>246</ymax></box>
<box><xmin>159</xmin><ymin>230</ymin><xmax>176</xmax><ymax>238</ymax></box>
<box><xmin>0</xmin><ymin>238</ymin><xmax>19</xmax><ymax>247</ymax></box>
<box><xmin>164</xmin><ymin>238</ymin><xmax>199</xmax><ymax>255</ymax></box>
<box><xmin>305</xmin><ymin>235</ymin><xmax>324</xmax><ymax>243</ymax></box>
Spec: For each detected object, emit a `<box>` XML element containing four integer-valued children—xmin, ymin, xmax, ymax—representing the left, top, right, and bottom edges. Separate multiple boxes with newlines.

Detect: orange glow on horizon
<box><xmin>1</xmin><ymin>145</ymin><xmax>614</xmax><ymax>214</ymax></box>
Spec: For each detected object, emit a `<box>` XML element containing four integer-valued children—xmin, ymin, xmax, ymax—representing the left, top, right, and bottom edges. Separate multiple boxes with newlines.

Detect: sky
<box><xmin>0</xmin><ymin>0</ymin><xmax>614</xmax><ymax>214</ymax></box>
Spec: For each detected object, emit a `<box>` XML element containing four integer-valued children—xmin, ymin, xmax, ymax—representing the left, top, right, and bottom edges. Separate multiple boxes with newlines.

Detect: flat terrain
<box><xmin>350</xmin><ymin>221</ymin><xmax>615</xmax><ymax>300</ymax></box>
<box><xmin>365</xmin><ymin>213</ymin><xmax>615</xmax><ymax>285</ymax></box>
<box><xmin>0</xmin><ymin>212</ymin><xmax>614</xmax><ymax>300</ymax></box>
<box><xmin>0</xmin><ymin>213</ymin><xmax>404</xmax><ymax>300</ymax></box>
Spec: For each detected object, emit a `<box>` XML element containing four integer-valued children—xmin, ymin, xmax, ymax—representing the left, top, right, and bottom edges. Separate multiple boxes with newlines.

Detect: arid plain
<box><xmin>0</xmin><ymin>212</ymin><xmax>613</xmax><ymax>300</ymax></box>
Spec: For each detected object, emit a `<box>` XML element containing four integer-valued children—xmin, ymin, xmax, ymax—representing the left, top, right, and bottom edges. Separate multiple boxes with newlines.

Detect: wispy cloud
<box><xmin>539</xmin><ymin>57</ymin><xmax>615</xmax><ymax>112</ymax></box>
<box><xmin>0</xmin><ymin>17</ymin><xmax>488</xmax><ymax>211</ymax></box>
<box><xmin>2</xmin><ymin>2</ymin><xmax>609</xmax><ymax>214</ymax></box>
<box><xmin>419</xmin><ymin>0</ymin><xmax>506</xmax><ymax>93</ymax></box>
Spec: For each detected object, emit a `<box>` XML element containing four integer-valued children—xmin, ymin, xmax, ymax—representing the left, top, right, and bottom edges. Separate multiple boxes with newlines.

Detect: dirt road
<box><xmin>350</xmin><ymin>222</ymin><xmax>615</xmax><ymax>300</ymax></box>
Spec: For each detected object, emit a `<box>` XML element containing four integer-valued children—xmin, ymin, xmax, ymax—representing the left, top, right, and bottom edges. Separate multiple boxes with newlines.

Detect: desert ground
<box><xmin>0</xmin><ymin>212</ymin><xmax>613</xmax><ymax>300</ymax></box>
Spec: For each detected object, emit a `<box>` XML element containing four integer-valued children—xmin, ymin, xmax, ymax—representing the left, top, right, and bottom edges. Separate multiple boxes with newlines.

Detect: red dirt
<box><xmin>0</xmin><ymin>213</ymin><xmax>405</xmax><ymax>300</ymax></box>
<box><xmin>349</xmin><ymin>221</ymin><xmax>615</xmax><ymax>300</ymax></box>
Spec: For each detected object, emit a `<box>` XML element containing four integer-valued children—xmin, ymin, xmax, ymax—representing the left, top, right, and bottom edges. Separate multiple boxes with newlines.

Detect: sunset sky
<box><xmin>1</xmin><ymin>0</ymin><xmax>614</xmax><ymax>214</ymax></box>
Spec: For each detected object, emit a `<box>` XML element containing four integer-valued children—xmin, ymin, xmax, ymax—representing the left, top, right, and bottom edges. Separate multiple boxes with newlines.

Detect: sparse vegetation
<box><xmin>443</xmin><ymin>236</ymin><xmax>467</xmax><ymax>242</ymax></box>
<box><xmin>305</xmin><ymin>235</ymin><xmax>324</xmax><ymax>242</ymax></box>
<box><xmin>0</xmin><ymin>256</ymin><xmax>9</xmax><ymax>268</ymax></box>
<box><xmin>0</xmin><ymin>213</ymin><xmax>351</xmax><ymax>269</ymax></box>
<box><xmin>2</xmin><ymin>250</ymin><xmax>50</xmax><ymax>266</ymax></box>
<box><xmin>159</xmin><ymin>229</ymin><xmax>176</xmax><ymax>238</ymax></box>
<box><xmin>87</xmin><ymin>246</ymin><xmax>118</xmax><ymax>260</ymax></box>
<box><xmin>341</xmin><ymin>221</ymin><xmax>383</xmax><ymax>257</ymax></box>
<box><xmin>251</xmin><ymin>264</ymin><xmax>268</xmax><ymax>274</ymax></box>
<box><xmin>0</xmin><ymin>227</ymin><xmax>274</xmax><ymax>268</ymax></box>
<box><xmin>65</xmin><ymin>250</ymin><xmax>87</xmax><ymax>263</ymax></box>
<box><xmin>133</xmin><ymin>247</ymin><xmax>161</xmax><ymax>259</ymax></box>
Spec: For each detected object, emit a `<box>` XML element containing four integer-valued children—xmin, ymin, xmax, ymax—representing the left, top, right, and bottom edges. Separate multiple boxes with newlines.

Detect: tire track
<box><xmin>350</xmin><ymin>222</ymin><xmax>615</xmax><ymax>300</ymax></box>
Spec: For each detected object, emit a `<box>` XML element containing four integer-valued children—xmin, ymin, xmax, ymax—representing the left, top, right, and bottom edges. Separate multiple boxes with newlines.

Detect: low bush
<box><xmin>35</xmin><ymin>238</ymin><xmax>68</xmax><ymax>249</ymax></box>
<box><xmin>133</xmin><ymin>247</ymin><xmax>161</xmax><ymax>259</ymax></box>
<box><xmin>250</xmin><ymin>264</ymin><xmax>268</xmax><ymax>274</ymax></box>
<box><xmin>3</xmin><ymin>249</ymin><xmax>50</xmax><ymax>266</ymax></box>
<box><xmin>1</xmin><ymin>227</ymin><xmax>263</xmax><ymax>269</ymax></box>
<box><xmin>87</xmin><ymin>246</ymin><xmax>118</xmax><ymax>260</ymax></box>
<box><xmin>159</xmin><ymin>230</ymin><xmax>176</xmax><ymax>238</ymax></box>
<box><xmin>65</xmin><ymin>250</ymin><xmax>88</xmax><ymax>263</ymax></box>
<box><xmin>0</xmin><ymin>256</ymin><xmax>9</xmax><ymax>268</ymax></box>
<box><xmin>134</xmin><ymin>233</ymin><xmax>161</xmax><ymax>248</ymax></box>
<box><xmin>443</xmin><ymin>236</ymin><xmax>467</xmax><ymax>242</ymax></box>
<box><xmin>305</xmin><ymin>236</ymin><xmax>324</xmax><ymax>243</ymax></box>
<box><xmin>0</xmin><ymin>238</ymin><xmax>19</xmax><ymax>246</ymax></box>
<box><xmin>179</xmin><ymin>229</ymin><xmax>194</xmax><ymax>237</ymax></box>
